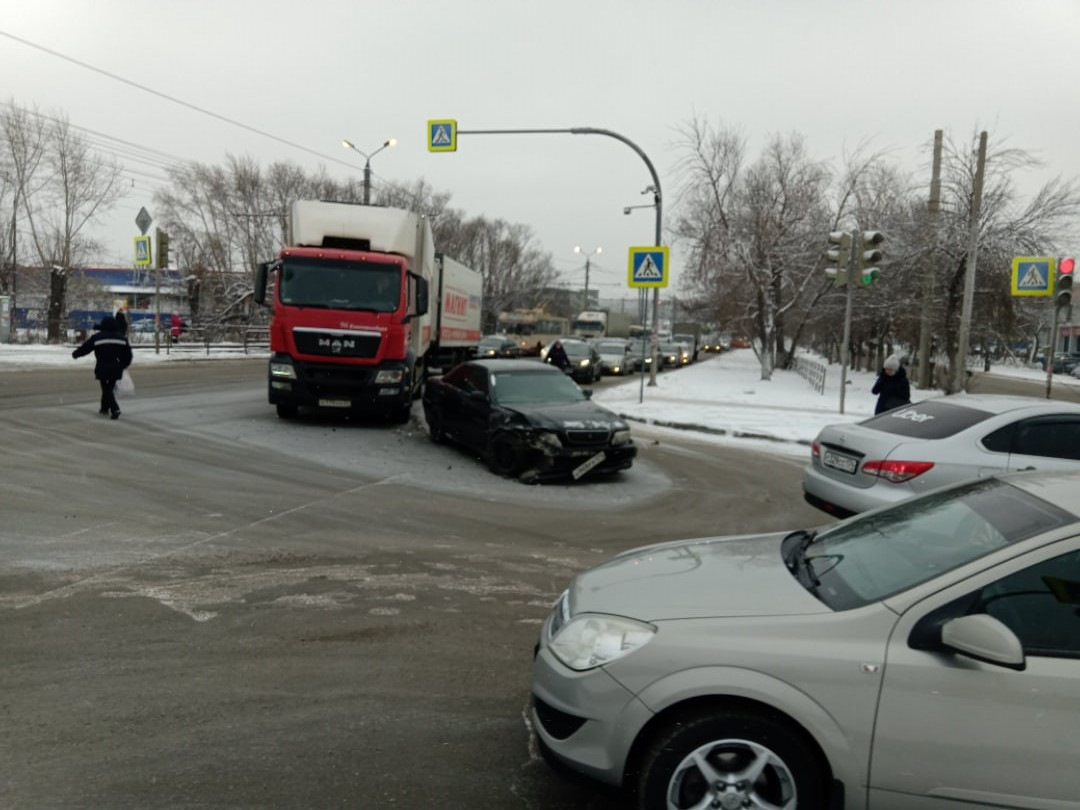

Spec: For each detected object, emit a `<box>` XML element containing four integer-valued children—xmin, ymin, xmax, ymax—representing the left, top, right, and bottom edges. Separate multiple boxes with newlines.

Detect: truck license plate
<box><xmin>823</xmin><ymin>450</ymin><xmax>858</xmax><ymax>474</ymax></box>
<box><xmin>319</xmin><ymin>398</ymin><xmax>351</xmax><ymax>408</ymax></box>
<box><xmin>572</xmin><ymin>451</ymin><xmax>606</xmax><ymax>480</ymax></box>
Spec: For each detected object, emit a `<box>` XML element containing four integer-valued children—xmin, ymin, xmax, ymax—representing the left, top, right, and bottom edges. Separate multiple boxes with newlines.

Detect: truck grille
<box><xmin>294</xmin><ymin>330</ymin><xmax>381</xmax><ymax>358</ymax></box>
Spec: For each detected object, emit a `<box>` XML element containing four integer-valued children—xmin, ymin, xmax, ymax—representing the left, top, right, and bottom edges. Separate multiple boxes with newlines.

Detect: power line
<box><xmin>0</xmin><ymin>29</ymin><xmax>359</xmax><ymax>170</ymax></box>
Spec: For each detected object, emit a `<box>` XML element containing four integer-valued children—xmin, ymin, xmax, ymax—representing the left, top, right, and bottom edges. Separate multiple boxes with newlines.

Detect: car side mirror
<box><xmin>582</xmin><ymin>389</ymin><xmax>593</xmax><ymax>399</ymax></box>
<box><xmin>940</xmin><ymin>614</ymin><xmax>1025</xmax><ymax>670</ymax></box>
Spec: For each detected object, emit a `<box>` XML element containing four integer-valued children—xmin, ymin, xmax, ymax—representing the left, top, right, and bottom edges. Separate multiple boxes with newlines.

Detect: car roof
<box><xmin>1005</xmin><ymin>469</ymin><xmax>1080</xmax><ymax>516</ymax></box>
<box><xmin>927</xmin><ymin>393</ymin><xmax>1080</xmax><ymax>415</ymax></box>
<box><xmin>467</xmin><ymin>359</ymin><xmax>558</xmax><ymax>373</ymax></box>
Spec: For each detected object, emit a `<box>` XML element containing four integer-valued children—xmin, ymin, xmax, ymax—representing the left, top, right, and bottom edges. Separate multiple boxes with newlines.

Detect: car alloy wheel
<box><xmin>634</xmin><ymin>710</ymin><xmax>826</xmax><ymax>810</ymax></box>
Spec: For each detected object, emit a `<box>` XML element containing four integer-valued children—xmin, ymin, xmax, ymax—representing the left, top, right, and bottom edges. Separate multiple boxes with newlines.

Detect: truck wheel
<box><xmin>275</xmin><ymin>402</ymin><xmax>298</xmax><ymax>419</ymax></box>
<box><xmin>488</xmin><ymin>433</ymin><xmax>524</xmax><ymax>477</ymax></box>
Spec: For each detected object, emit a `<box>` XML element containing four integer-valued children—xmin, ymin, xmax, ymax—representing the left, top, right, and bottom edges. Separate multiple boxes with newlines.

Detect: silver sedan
<box><xmin>531</xmin><ymin>470</ymin><xmax>1080</xmax><ymax>808</ymax></box>
<box><xmin>803</xmin><ymin>393</ymin><xmax>1080</xmax><ymax>517</ymax></box>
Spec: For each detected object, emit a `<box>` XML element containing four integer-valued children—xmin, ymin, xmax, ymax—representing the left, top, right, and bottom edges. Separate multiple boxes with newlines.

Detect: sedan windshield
<box><xmin>491</xmin><ymin>371</ymin><xmax>586</xmax><ymax>405</ymax></box>
<box><xmin>561</xmin><ymin>342</ymin><xmax>591</xmax><ymax>358</ymax></box>
<box><xmin>596</xmin><ymin>341</ymin><xmax>627</xmax><ymax>354</ymax></box>
<box><xmin>795</xmin><ymin>478</ymin><xmax>1074</xmax><ymax>610</ymax></box>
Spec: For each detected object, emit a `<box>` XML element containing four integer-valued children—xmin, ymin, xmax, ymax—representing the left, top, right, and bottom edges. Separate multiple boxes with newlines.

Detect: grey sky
<box><xmin>2</xmin><ymin>0</ymin><xmax>1078</xmax><ymax>297</ymax></box>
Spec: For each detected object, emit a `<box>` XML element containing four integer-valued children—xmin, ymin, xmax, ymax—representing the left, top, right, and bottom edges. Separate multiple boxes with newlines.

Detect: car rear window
<box><xmin>860</xmin><ymin>400</ymin><xmax>993</xmax><ymax>440</ymax></box>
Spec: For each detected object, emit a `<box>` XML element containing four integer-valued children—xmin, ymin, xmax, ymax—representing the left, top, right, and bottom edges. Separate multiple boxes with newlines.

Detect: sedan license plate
<box><xmin>318</xmin><ymin>398</ymin><xmax>351</xmax><ymax>408</ymax></box>
<box><xmin>572</xmin><ymin>450</ymin><xmax>606</xmax><ymax>480</ymax></box>
<box><xmin>822</xmin><ymin>450</ymin><xmax>858</xmax><ymax>475</ymax></box>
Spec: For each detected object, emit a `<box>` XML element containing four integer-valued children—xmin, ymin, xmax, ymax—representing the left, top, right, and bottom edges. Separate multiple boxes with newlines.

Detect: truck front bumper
<box><xmin>268</xmin><ymin>355</ymin><xmax>412</xmax><ymax>413</ymax></box>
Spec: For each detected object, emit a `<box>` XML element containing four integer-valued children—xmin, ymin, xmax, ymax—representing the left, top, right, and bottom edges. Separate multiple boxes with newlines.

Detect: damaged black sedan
<box><xmin>422</xmin><ymin>360</ymin><xmax>636</xmax><ymax>482</ymax></box>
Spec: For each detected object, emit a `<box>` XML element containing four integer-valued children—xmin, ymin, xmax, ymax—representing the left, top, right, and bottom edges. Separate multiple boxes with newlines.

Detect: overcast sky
<box><xmin>3</xmin><ymin>0</ymin><xmax>1078</xmax><ymax>300</ymax></box>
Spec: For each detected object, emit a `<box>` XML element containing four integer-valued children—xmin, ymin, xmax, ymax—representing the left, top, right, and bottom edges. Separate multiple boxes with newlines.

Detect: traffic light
<box><xmin>155</xmin><ymin>228</ymin><xmax>170</xmax><ymax>269</ymax></box>
<box><xmin>856</xmin><ymin>231</ymin><xmax>884</xmax><ymax>286</ymax></box>
<box><xmin>1057</xmin><ymin>256</ymin><xmax>1075</xmax><ymax>309</ymax></box>
<box><xmin>825</xmin><ymin>231</ymin><xmax>851</xmax><ymax>287</ymax></box>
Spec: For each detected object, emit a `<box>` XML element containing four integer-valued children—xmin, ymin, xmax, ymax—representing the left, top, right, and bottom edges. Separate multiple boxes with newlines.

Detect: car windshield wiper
<box><xmin>782</xmin><ymin>529</ymin><xmax>820</xmax><ymax>591</ymax></box>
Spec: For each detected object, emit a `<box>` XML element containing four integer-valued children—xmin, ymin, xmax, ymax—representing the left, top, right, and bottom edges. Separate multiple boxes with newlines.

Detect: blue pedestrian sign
<box><xmin>427</xmin><ymin>119</ymin><xmax>457</xmax><ymax>152</ymax></box>
<box><xmin>628</xmin><ymin>246</ymin><xmax>669</xmax><ymax>288</ymax></box>
<box><xmin>134</xmin><ymin>235</ymin><xmax>151</xmax><ymax>267</ymax></box>
<box><xmin>1011</xmin><ymin>256</ymin><xmax>1054</xmax><ymax>296</ymax></box>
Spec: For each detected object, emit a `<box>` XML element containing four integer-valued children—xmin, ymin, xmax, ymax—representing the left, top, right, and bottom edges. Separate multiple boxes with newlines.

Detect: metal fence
<box><xmin>795</xmin><ymin>355</ymin><xmax>827</xmax><ymax>394</ymax></box>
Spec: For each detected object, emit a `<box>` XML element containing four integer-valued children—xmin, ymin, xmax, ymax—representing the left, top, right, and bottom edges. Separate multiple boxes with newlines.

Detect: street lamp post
<box><xmin>341</xmin><ymin>138</ymin><xmax>397</xmax><ymax>204</ymax></box>
<box><xmin>573</xmin><ymin>245</ymin><xmax>602</xmax><ymax>310</ymax></box>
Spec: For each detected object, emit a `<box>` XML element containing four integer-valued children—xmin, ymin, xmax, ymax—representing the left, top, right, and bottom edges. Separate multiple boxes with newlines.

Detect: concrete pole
<box><xmin>363</xmin><ymin>160</ymin><xmax>372</xmax><ymax>205</ymax></box>
<box><xmin>953</xmin><ymin>132</ymin><xmax>988</xmax><ymax>393</ymax></box>
<box><xmin>838</xmin><ymin>229</ymin><xmax>857</xmax><ymax>415</ymax></box>
<box><xmin>916</xmin><ymin>130</ymin><xmax>943</xmax><ymax>390</ymax></box>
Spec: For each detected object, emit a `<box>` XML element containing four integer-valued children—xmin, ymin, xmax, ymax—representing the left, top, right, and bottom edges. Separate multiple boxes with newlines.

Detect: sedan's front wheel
<box><xmin>632</xmin><ymin>709</ymin><xmax>826</xmax><ymax>810</ymax></box>
<box><xmin>488</xmin><ymin>432</ymin><xmax>525</xmax><ymax>477</ymax></box>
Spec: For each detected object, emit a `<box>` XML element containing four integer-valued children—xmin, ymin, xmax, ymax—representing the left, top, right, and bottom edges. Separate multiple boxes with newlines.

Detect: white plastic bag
<box><xmin>116</xmin><ymin>372</ymin><xmax>135</xmax><ymax>398</ymax></box>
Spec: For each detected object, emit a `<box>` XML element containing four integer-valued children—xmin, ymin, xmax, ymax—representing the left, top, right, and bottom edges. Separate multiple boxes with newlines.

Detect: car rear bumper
<box><xmin>802</xmin><ymin>462</ymin><xmax>914</xmax><ymax>516</ymax></box>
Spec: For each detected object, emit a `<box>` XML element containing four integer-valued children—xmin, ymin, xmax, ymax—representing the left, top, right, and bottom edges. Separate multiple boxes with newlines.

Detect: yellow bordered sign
<box><xmin>628</xmin><ymin>246</ymin><xmax>669</xmax><ymax>288</ymax></box>
<box><xmin>427</xmin><ymin>119</ymin><xmax>457</xmax><ymax>152</ymax></box>
<box><xmin>1011</xmin><ymin>256</ymin><xmax>1054</xmax><ymax>296</ymax></box>
<box><xmin>134</xmin><ymin>235</ymin><xmax>152</xmax><ymax>267</ymax></box>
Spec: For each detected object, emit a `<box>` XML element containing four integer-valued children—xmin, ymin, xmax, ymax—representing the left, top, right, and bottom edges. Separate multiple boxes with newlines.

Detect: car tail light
<box><xmin>863</xmin><ymin>459</ymin><xmax>934</xmax><ymax>483</ymax></box>
<box><xmin>811</xmin><ymin>440</ymin><xmax>820</xmax><ymax>459</ymax></box>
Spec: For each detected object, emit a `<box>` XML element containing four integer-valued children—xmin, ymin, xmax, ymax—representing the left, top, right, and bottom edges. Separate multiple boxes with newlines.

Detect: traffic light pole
<box><xmin>1045</xmin><ymin>301</ymin><xmax>1060</xmax><ymax>399</ymax></box>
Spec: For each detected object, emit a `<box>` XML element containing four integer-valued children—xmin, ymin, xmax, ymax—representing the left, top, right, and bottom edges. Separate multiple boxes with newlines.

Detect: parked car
<box><xmin>531</xmin><ymin>469</ymin><xmax>1080</xmax><ymax>809</ymax></box>
<box><xmin>1040</xmin><ymin>352</ymin><xmax>1080</xmax><ymax>374</ymax></box>
<box><xmin>421</xmin><ymin>359</ymin><xmax>635</xmax><ymax>482</ymax></box>
<box><xmin>593</xmin><ymin>339</ymin><xmax>636</xmax><ymax>376</ymax></box>
<box><xmin>803</xmin><ymin>393</ymin><xmax>1080</xmax><ymax>517</ymax></box>
<box><xmin>476</xmin><ymin>334</ymin><xmax>521</xmax><ymax>359</ymax></box>
<box><xmin>540</xmin><ymin>338</ymin><xmax>603</xmax><ymax>384</ymax></box>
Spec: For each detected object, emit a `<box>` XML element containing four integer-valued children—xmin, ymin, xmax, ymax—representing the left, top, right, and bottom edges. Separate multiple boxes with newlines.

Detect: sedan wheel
<box><xmin>488</xmin><ymin>432</ymin><xmax>524</xmax><ymax>477</ymax></box>
<box><xmin>427</xmin><ymin>410</ymin><xmax>445</xmax><ymax>444</ymax></box>
<box><xmin>633</xmin><ymin>710</ymin><xmax>826</xmax><ymax>810</ymax></box>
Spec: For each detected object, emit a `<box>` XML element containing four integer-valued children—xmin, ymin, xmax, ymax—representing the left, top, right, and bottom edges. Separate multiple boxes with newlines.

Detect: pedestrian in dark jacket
<box><xmin>72</xmin><ymin>315</ymin><xmax>132</xmax><ymax>419</ymax></box>
<box><xmin>114</xmin><ymin>310</ymin><xmax>128</xmax><ymax>337</ymax></box>
<box><xmin>546</xmin><ymin>340</ymin><xmax>570</xmax><ymax>372</ymax></box>
<box><xmin>872</xmin><ymin>354</ymin><xmax>911</xmax><ymax>414</ymax></box>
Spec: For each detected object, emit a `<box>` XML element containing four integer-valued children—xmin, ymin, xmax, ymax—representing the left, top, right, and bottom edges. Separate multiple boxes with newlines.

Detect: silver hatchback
<box><xmin>531</xmin><ymin>471</ymin><xmax>1080</xmax><ymax>808</ymax></box>
<box><xmin>803</xmin><ymin>394</ymin><xmax>1080</xmax><ymax>517</ymax></box>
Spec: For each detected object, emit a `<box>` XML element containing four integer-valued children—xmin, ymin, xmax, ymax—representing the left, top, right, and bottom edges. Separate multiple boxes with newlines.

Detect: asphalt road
<box><xmin>0</xmin><ymin>358</ymin><xmax>827</xmax><ymax>809</ymax></box>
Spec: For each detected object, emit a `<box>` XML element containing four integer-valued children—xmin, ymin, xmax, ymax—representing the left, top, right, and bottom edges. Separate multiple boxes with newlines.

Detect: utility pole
<box><xmin>917</xmin><ymin>130</ymin><xmax>943</xmax><ymax>390</ymax></box>
<box><xmin>953</xmin><ymin>131</ymin><xmax>988</xmax><ymax>394</ymax></box>
<box><xmin>838</xmin><ymin>229</ymin><xmax>857</xmax><ymax>415</ymax></box>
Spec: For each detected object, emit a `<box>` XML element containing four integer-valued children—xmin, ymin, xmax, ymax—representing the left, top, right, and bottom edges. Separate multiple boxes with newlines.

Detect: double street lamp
<box><xmin>341</xmin><ymin>137</ymin><xmax>397</xmax><ymax>204</ymax></box>
<box><xmin>574</xmin><ymin>245</ymin><xmax>602</xmax><ymax>309</ymax></box>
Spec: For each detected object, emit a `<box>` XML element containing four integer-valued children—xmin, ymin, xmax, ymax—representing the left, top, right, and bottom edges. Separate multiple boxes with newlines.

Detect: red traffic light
<box><xmin>1061</xmin><ymin>257</ymin><xmax>1076</xmax><ymax>276</ymax></box>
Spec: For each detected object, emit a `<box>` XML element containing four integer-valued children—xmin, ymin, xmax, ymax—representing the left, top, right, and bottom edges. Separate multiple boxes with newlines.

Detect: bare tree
<box><xmin>0</xmin><ymin>102</ymin><xmax>48</xmax><ymax>313</ymax></box>
<box><xmin>14</xmin><ymin>113</ymin><xmax>125</xmax><ymax>340</ymax></box>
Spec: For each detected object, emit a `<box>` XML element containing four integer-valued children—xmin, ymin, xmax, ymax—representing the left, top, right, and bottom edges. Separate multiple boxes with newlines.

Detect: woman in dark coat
<box><xmin>872</xmin><ymin>354</ymin><xmax>911</xmax><ymax>414</ymax></box>
<box><xmin>72</xmin><ymin>315</ymin><xmax>133</xmax><ymax>419</ymax></box>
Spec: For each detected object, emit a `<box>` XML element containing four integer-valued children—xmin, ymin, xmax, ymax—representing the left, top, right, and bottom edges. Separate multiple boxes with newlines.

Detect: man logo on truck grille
<box><xmin>319</xmin><ymin>336</ymin><xmax>356</xmax><ymax>354</ymax></box>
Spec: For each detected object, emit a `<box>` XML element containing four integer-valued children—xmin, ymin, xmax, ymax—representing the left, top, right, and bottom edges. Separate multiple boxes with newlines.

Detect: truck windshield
<box><xmin>279</xmin><ymin>257</ymin><xmax>400</xmax><ymax>312</ymax></box>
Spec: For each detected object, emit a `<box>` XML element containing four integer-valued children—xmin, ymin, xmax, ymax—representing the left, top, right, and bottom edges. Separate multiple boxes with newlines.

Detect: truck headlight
<box><xmin>375</xmin><ymin>369</ymin><xmax>404</xmax><ymax>384</ymax></box>
<box><xmin>270</xmin><ymin>361</ymin><xmax>296</xmax><ymax>379</ymax></box>
<box><xmin>611</xmin><ymin>429</ymin><xmax>631</xmax><ymax>446</ymax></box>
<box><xmin>549</xmin><ymin>614</ymin><xmax>656</xmax><ymax>671</ymax></box>
<box><xmin>579</xmin><ymin>359</ymin><xmax>590</xmax><ymax>367</ymax></box>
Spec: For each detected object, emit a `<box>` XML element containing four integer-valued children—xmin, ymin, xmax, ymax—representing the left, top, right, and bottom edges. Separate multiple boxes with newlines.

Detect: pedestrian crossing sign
<box><xmin>628</xmin><ymin>246</ymin><xmax>669</xmax><ymax>288</ymax></box>
<box><xmin>427</xmin><ymin>119</ymin><xmax>457</xmax><ymax>152</ymax></box>
<box><xmin>1011</xmin><ymin>256</ymin><xmax>1054</xmax><ymax>296</ymax></box>
<box><xmin>134</xmin><ymin>235</ymin><xmax>151</xmax><ymax>267</ymax></box>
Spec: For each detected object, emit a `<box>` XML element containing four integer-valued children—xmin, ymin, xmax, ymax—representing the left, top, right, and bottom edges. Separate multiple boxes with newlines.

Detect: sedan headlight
<box><xmin>549</xmin><ymin>614</ymin><xmax>656</xmax><ymax>671</ymax></box>
<box><xmin>534</xmin><ymin>431</ymin><xmax>562</xmax><ymax>451</ymax></box>
<box><xmin>611</xmin><ymin>429</ymin><xmax>631</xmax><ymax>446</ymax></box>
<box><xmin>579</xmin><ymin>358</ymin><xmax>590</xmax><ymax>367</ymax></box>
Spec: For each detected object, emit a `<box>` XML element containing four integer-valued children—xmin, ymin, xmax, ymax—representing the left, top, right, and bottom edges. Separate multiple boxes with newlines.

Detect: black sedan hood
<box><xmin>504</xmin><ymin>399</ymin><xmax>627</xmax><ymax>431</ymax></box>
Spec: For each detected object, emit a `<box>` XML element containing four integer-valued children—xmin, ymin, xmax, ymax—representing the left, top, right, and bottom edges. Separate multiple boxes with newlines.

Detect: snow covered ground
<box><xmin>2</xmin><ymin>341</ymin><xmax>1074</xmax><ymax>459</ymax></box>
